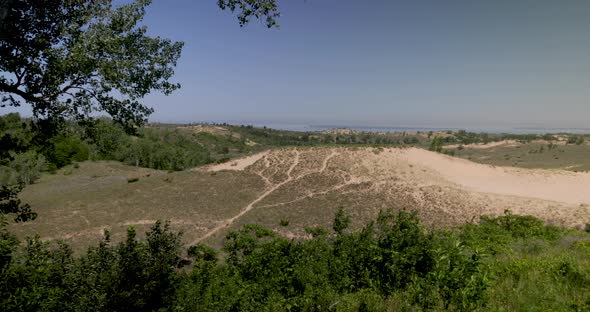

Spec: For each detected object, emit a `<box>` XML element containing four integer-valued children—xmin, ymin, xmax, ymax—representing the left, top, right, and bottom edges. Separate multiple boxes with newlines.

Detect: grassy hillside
<box><xmin>422</xmin><ymin>129</ymin><xmax>590</xmax><ymax>171</ymax></box>
<box><xmin>454</xmin><ymin>142</ymin><xmax>590</xmax><ymax>171</ymax></box>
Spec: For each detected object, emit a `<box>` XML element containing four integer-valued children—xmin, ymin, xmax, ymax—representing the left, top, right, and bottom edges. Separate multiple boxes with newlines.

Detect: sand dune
<box><xmin>399</xmin><ymin>148</ymin><xmax>590</xmax><ymax>205</ymax></box>
<box><xmin>199</xmin><ymin>147</ymin><xmax>590</xmax><ymax>231</ymax></box>
<box><xmin>14</xmin><ymin>147</ymin><xmax>590</xmax><ymax>249</ymax></box>
<box><xmin>206</xmin><ymin>147</ymin><xmax>590</xmax><ymax>206</ymax></box>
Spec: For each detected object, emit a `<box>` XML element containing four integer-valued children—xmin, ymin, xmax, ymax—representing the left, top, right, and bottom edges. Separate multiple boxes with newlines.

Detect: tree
<box><xmin>333</xmin><ymin>207</ymin><xmax>351</xmax><ymax>235</ymax></box>
<box><xmin>217</xmin><ymin>0</ymin><xmax>280</xmax><ymax>28</ymax></box>
<box><xmin>0</xmin><ymin>0</ymin><xmax>184</xmax><ymax>131</ymax></box>
<box><xmin>0</xmin><ymin>0</ymin><xmax>283</xmax><ymax>132</ymax></box>
<box><xmin>0</xmin><ymin>184</ymin><xmax>37</xmax><ymax>222</ymax></box>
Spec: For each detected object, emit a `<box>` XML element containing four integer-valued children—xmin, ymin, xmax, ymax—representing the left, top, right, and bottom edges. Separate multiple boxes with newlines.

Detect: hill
<box><xmin>10</xmin><ymin>146</ymin><xmax>590</xmax><ymax>250</ymax></box>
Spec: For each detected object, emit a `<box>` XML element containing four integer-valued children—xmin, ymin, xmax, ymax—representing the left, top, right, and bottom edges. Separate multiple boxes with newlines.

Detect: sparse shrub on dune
<box><xmin>4</xmin><ymin>151</ymin><xmax>47</xmax><ymax>185</ymax></box>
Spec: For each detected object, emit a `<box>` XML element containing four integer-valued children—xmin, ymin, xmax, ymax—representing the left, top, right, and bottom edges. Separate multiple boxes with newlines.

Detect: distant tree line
<box><xmin>0</xmin><ymin>113</ymin><xmax>427</xmax><ymax>189</ymax></box>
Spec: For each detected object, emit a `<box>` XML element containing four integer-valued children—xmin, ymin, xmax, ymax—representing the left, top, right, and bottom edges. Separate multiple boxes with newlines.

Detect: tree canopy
<box><xmin>0</xmin><ymin>0</ymin><xmax>282</xmax><ymax>131</ymax></box>
<box><xmin>217</xmin><ymin>0</ymin><xmax>281</xmax><ymax>28</ymax></box>
<box><xmin>0</xmin><ymin>0</ymin><xmax>185</xmax><ymax>131</ymax></box>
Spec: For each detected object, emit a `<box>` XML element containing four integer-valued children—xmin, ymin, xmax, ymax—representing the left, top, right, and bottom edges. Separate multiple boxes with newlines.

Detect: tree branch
<box><xmin>0</xmin><ymin>81</ymin><xmax>40</xmax><ymax>103</ymax></box>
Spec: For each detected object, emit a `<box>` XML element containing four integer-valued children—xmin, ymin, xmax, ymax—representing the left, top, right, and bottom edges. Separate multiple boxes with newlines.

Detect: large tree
<box><xmin>0</xmin><ymin>0</ymin><xmax>281</xmax><ymax>131</ymax></box>
<box><xmin>0</xmin><ymin>0</ymin><xmax>184</xmax><ymax>131</ymax></box>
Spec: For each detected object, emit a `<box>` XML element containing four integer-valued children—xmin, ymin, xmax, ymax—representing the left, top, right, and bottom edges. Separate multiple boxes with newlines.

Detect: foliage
<box><xmin>174</xmin><ymin>210</ymin><xmax>489</xmax><ymax>311</ymax></box>
<box><xmin>429</xmin><ymin>136</ymin><xmax>444</xmax><ymax>152</ymax></box>
<box><xmin>0</xmin><ymin>209</ymin><xmax>587</xmax><ymax>311</ymax></box>
<box><xmin>2</xmin><ymin>151</ymin><xmax>47</xmax><ymax>185</ymax></box>
<box><xmin>332</xmin><ymin>207</ymin><xmax>351</xmax><ymax>234</ymax></box>
<box><xmin>46</xmin><ymin>134</ymin><xmax>90</xmax><ymax>169</ymax></box>
<box><xmin>460</xmin><ymin>210</ymin><xmax>563</xmax><ymax>254</ymax></box>
<box><xmin>0</xmin><ymin>221</ymin><xmax>182</xmax><ymax>311</ymax></box>
<box><xmin>568</xmin><ymin>136</ymin><xmax>585</xmax><ymax>145</ymax></box>
<box><xmin>0</xmin><ymin>0</ymin><xmax>183</xmax><ymax>131</ymax></box>
<box><xmin>218</xmin><ymin>0</ymin><xmax>281</xmax><ymax>28</ymax></box>
<box><xmin>0</xmin><ymin>184</ymin><xmax>37</xmax><ymax>222</ymax></box>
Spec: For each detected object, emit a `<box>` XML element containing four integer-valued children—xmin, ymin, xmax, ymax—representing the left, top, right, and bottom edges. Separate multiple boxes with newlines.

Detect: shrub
<box><xmin>7</xmin><ymin>151</ymin><xmax>47</xmax><ymax>185</ymax></box>
<box><xmin>460</xmin><ymin>210</ymin><xmax>562</xmax><ymax>254</ymax></box>
<box><xmin>46</xmin><ymin>135</ymin><xmax>90</xmax><ymax>168</ymax></box>
<box><xmin>332</xmin><ymin>207</ymin><xmax>350</xmax><ymax>234</ymax></box>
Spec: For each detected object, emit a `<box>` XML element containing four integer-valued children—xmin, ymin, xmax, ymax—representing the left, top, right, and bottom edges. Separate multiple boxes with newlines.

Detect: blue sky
<box><xmin>6</xmin><ymin>0</ymin><xmax>590</xmax><ymax>128</ymax></box>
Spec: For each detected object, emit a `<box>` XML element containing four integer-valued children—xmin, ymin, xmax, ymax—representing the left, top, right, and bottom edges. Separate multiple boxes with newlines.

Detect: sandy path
<box><xmin>201</xmin><ymin>150</ymin><xmax>270</xmax><ymax>172</ymax></box>
<box><xmin>191</xmin><ymin>148</ymin><xmax>349</xmax><ymax>245</ymax></box>
<box><xmin>443</xmin><ymin>140</ymin><xmax>520</xmax><ymax>149</ymax></box>
<box><xmin>399</xmin><ymin>148</ymin><xmax>590</xmax><ymax>205</ymax></box>
<box><xmin>192</xmin><ymin>149</ymin><xmax>301</xmax><ymax>244</ymax></box>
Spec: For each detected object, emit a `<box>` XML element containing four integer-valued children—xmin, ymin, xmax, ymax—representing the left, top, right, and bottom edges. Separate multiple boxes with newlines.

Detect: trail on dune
<box><xmin>193</xmin><ymin>149</ymin><xmax>346</xmax><ymax>244</ymax></box>
<box><xmin>187</xmin><ymin>146</ymin><xmax>590</xmax><ymax>245</ymax></box>
<box><xmin>193</xmin><ymin>149</ymin><xmax>301</xmax><ymax>244</ymax></box>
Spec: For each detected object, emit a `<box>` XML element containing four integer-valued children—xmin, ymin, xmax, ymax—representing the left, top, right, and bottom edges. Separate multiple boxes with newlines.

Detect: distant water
<box><xmin>247</xmin><ymin>123</ymin><xmax>590</xmax><ymax>134</ymax></box>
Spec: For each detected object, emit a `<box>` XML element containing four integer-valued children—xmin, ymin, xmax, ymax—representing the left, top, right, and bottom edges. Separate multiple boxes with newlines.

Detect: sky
<box><xmin>6</xmin><ymin>0</ymin><xmax>590</xmax><ymax>129</ymax></box>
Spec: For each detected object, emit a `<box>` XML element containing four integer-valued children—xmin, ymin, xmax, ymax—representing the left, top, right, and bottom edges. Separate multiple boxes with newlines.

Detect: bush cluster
<box><xmin>0</xmin><ymin>206</ymin><xmax>587</xmax><ymax>311</ymax></box>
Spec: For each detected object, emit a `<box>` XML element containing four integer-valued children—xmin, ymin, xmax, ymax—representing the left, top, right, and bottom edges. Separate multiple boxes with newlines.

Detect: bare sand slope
<box><xmin>443</xmin><ymin>140</ymin><xmax>520</xmax><ymax>149</ymax></box>
<box><xmin>201</xmin><ymin>150</ymin><xmax>270</xmax><ymax>171</ymax></box>
<box><xmin>398</xmin><ymin>148</ymin><xmax>590</xmax><ymax>205</ymax></box>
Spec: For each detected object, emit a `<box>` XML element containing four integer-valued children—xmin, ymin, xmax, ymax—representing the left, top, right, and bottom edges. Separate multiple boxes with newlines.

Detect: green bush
<box><xmin>0</xmin><ymin>184</ymin><xmax>37</xmax><ymax>222</ymax></box>
<box><xmin>0</xmin><ymin>197</ymin><xmax>584</xmax><ymax>310</ymax></box>
<box><xmin>46</xmin><ymin>135</ymin><xmax>90</xmax><ymax>168</ymax></box>
<box><xmin>460</xmin><ymin>210</ymin><xmax>562</xmax><ymax>254</ymax></box>
<box><xmin>4</xmin><ymin>151</ymin><xmax>47</xmax><ymax>185</ymax></box>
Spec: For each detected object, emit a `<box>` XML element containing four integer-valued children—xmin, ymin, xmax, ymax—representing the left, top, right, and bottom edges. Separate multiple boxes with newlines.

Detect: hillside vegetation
<box><xmin>3</xmin><ymin>114</ymin><xmax>590</xmax><ymax>310</ymax></box>
<box><xmin>0</xmin><ymin>113</ymin><xmax>428</xmax><ymax>187</ymax></box>
<box><xmin>3</xmin><ymin>209</ymin><xmax>590</xmax><ymax>311</ymax></box>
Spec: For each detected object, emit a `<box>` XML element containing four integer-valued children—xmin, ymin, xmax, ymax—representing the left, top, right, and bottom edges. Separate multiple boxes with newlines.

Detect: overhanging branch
<box><xmin>0</xmin><ymin>81</ymin><xmax>40</xmax><ymax>103</ymax></box>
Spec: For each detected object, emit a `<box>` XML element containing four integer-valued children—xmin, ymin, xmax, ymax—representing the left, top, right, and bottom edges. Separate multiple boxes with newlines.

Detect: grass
<box><xmin>7</xmin><ymin>147</ymin><xmax>424</xmax><ymax>250</ymax></box>
<box><xmin>486</xmin><ymin>237</ymin><xmax>590</xmax><ymax>310</ymax></box>
<box><xmin>8</xmin><ymin>161</ymin><xmax>267</xmax><ymax>251</ymax></box>
<box><xmin>453</xmin><ymin>142</ymin><xmax>590</xmax><ymax>171</ymax></box>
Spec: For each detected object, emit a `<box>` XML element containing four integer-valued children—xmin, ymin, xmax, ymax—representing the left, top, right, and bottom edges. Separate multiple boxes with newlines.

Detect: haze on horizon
<box><xmin>5</xmin><ymin>0</ymin><xmax>590</xmax><ymax>129</ymax></box>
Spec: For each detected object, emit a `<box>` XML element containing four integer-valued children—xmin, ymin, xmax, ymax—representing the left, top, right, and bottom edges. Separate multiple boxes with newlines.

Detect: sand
<box><xmin>204</xmin><ymin>147</ymin><xmax>590</xmax><ymax>214</ymax></box>
<box><xmin>398</xmin><ymin>148</ymin><xmax>590</xmax><ymax>205</ymax></box>
<box><xmin>443</xmin><ymin>140</ymin><xmax>520</xmax><ymax>149</ymax></box>
<box><xmin>203</xmin><ymin>150</ymin><xmax>270</xmax><ymax>172</ymax></box>
<box><xmin>198</xmin><ymin>147</ymin><xmax>590</xmax><ymax>239</ymax></box>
